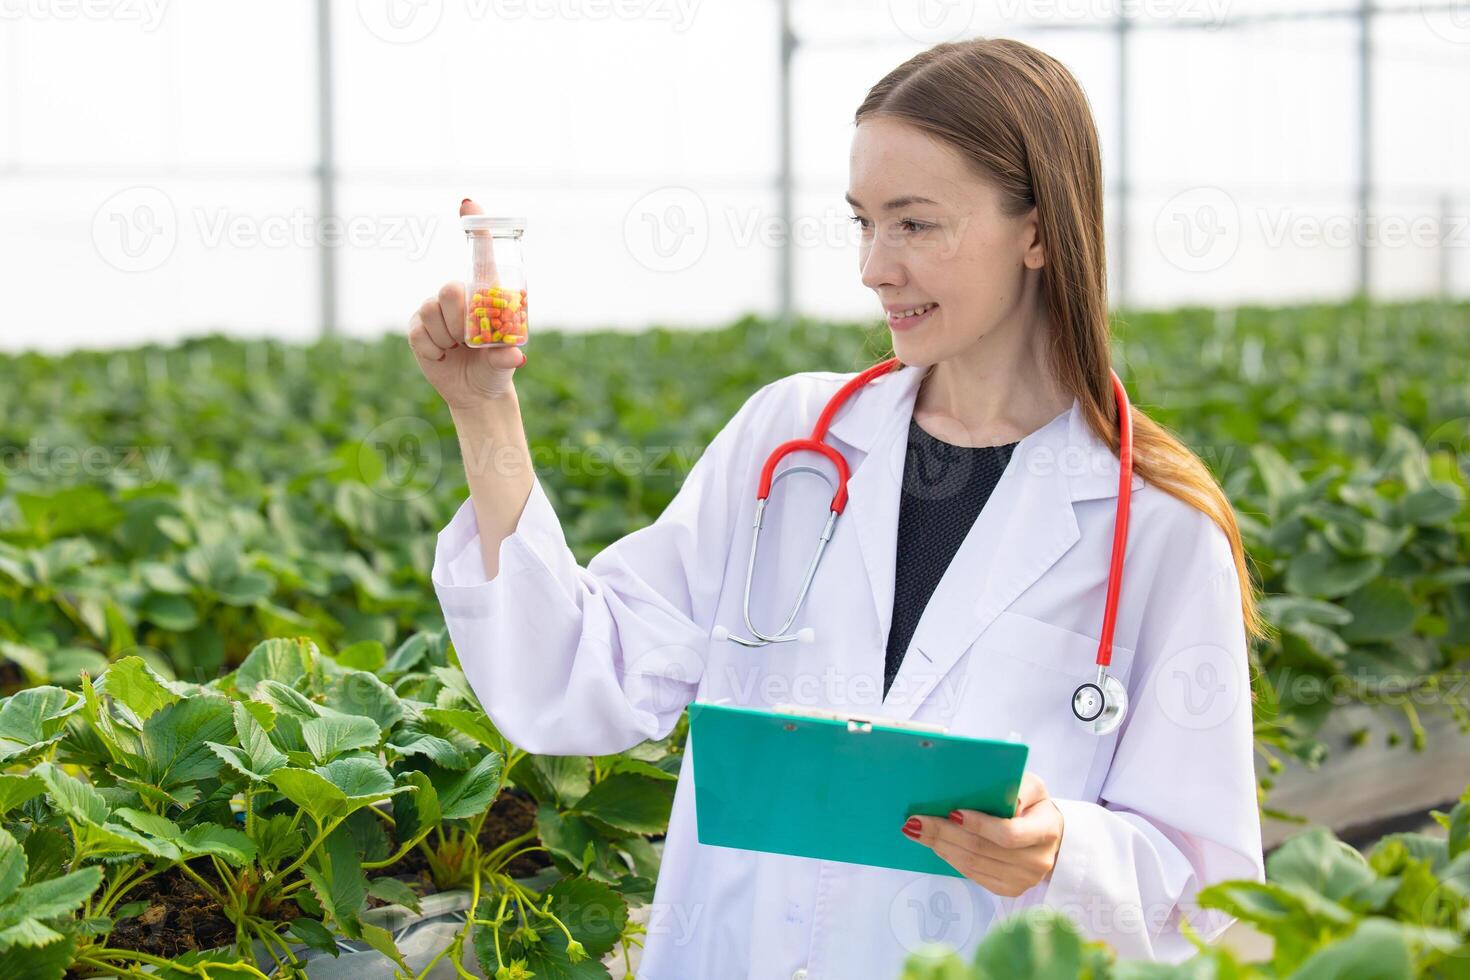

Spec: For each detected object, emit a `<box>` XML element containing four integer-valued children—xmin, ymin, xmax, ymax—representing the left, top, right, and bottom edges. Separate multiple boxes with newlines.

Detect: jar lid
<box><xmin>461</xmin><ymin>215</ymin><xmax>526</xmax><ymax>232</ymax></box>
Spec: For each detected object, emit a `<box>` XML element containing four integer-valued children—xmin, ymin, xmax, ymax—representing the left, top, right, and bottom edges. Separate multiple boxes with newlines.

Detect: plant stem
<box><xmin>362</xmin><ymin>826</ymin><xmax>433</xmax><ymax>870</ymax></box>
<box><xmin>176</xmin><ymin>861</ymin><xmax>232</xmax><ymax>911</ymax></box>
<box><xmin>268</xmin><ymin>815</ymin><xmax>344</xmax><ymax>889</ymax></box>
<box><xmin>96</xmin><ymin>863</ymin><xmax>163</xmax><ymax>919</ymax></box>
<box><xmin>251</xmin><ymin>919</ymin><xmax>289</xmax><ymax>974</ymax></box>
<box><xmin>94</xmin><ymin>947</ymin><xmax>273</xmax><ymax>979</ymax></box>
<box><xmin>245</xmin><ymin>783</ymin><xmax>256</xmax><ymax>841</ymax></box>
<box><xmin>210</xmin><ymin>853</ymin><xmax>241</xmax><ymax>893</ymax></box>
<box><xmin>481</xmin><ymin>828</ymin><xmax>535</xmax><ymax>871</ymax></box>
<box><xmin>76</xmin><ymin>956</ymin><xmax>154</xmax><ymax>980</ymax></box>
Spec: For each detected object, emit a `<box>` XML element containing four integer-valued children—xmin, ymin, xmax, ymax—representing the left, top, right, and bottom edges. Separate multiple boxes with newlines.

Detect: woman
<box><xmin>409</xmin><ymin>37</ymin><xmax>1266</xmax><ymax>978</ymax></box>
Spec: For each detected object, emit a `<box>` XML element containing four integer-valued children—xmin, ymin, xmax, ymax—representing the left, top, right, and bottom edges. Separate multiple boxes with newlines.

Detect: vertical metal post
<box><xmin>1115</xmin><ymin>11</ymin><xmax>1131</xmax><ymax>311</ymax></box>
<box><xmin>778</xmin><ymin>0</ymin><xmax>795</xmax><ymax>332</ymax></box>
<box><xmin>1439</xmin><ymin>193</ymin><xmax>1452</xmax><ymax>299</ymax></box>
<box><xmin>1356</xmin><ymin>0</ymin><xmax>1372</xmax><ymax>300</ymax></box>
<box><xmin>317</xmin><ymin>0</ymin><xmax>339</xmax><ymax>337</ymax></box>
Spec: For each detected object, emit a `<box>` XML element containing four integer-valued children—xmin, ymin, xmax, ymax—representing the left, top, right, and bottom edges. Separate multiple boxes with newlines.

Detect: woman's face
<box><xmin>847</xmin><ymin>116</ymin><xmax>1044</xmax><ymax>367</ymax></box>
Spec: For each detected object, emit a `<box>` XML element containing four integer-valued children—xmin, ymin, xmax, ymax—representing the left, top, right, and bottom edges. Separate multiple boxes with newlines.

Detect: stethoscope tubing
<box><xmin>714</xmin><ymin>357</ymin><xmax>1136</xmax><ymax>735</ymax></box>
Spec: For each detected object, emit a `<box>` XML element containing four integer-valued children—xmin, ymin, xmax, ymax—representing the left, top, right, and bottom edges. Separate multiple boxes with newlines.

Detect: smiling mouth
<box><xmin>887</xmin><ymin>302</ymin><xmax>938</xmax><ymax>328</ymax></box>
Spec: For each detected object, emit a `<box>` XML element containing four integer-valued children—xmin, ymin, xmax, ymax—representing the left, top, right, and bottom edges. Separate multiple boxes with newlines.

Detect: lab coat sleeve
<box><xmin>1030</xmin><ymin>563</ymin><xmax>1265</xmax><ymax>963</ymax></box>
<box><xmin>430</xmin><ymin>383</ymin><xmax>774</xmax><ymax>757</ymax></box>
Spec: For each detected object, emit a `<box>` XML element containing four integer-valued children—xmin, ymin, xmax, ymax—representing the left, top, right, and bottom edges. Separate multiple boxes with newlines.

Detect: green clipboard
<box><xmin>688</xmin><ymin>701</ymin><xmax>1029</xmax><ymax>877</ymax></box>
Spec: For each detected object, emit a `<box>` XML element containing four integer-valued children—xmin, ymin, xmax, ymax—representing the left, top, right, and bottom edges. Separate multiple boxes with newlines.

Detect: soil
<box><xmin>388</xmin><ymin>785</ymin><xmax>553</xmax><ymax>887</ymax></box>
<box><xmin>83</xmin><ymin>786</ymin><xmax>553</xmax><ymax>968</ymax></box>
<box><xmin>100</xmin><ymin>862</ymin><xmax>251</xmax><ymax>962</ymax></box>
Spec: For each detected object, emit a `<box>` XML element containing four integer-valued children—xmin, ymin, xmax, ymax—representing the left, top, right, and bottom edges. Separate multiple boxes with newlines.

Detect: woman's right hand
<box><xmin>408</xmin><ymin>198</ymin><xmax>526</xmax><ymax>410</ymax></box>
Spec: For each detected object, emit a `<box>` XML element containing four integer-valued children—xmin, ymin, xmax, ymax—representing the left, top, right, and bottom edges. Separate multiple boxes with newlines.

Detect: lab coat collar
<box><xmin>825</xmin><ymin>362</ymin><xmax>1141</xmax><ymax>504</ymax></box>
<box><xmin>823</xmin><ymin>361</ymin><xmax>1144</xmax><ymax>722</ymax></box>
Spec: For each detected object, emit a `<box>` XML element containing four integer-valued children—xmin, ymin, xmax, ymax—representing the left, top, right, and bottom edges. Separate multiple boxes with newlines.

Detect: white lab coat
<box><xmin>432</xmin><ymin>363</ymin><xmax>1265</xmax><ymax>979</ymax></box>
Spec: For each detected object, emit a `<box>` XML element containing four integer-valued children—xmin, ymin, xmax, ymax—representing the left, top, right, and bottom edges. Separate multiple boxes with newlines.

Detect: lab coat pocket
<box><xmin>958</xmin><ymin>610</ymin><xmax>1136</xmax><ymax>804</ymax></box>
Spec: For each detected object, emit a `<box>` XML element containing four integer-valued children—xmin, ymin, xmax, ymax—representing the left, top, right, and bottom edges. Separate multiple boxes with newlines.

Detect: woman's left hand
<box><xmin>900</xmin><ymin>772</ymin><xmax>1064</xmax><ymax>897</ymax></box>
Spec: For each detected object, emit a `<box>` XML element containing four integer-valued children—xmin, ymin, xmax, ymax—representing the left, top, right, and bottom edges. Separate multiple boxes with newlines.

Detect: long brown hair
<box><xmin>856</xmin><ymin>38</ymin><xmax>1265</xmax><ymax>644</ymax></box>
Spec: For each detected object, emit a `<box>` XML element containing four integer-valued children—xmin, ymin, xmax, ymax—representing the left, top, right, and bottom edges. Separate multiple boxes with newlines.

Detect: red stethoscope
<box><xmin>711</xmin><ymin>356</ymin><xmax>1135</xmax><ymax>735</ymax></box>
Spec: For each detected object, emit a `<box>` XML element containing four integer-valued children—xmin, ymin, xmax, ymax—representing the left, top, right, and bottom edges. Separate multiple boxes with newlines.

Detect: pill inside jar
<box><xmin>461</xmin><ymin>215</ymin><xmax>528</xmax><ymax>348</ymax></box>
<box><xmin>466</xmin><ymin>284</ymin><xmax>528</xmax><ymax>347</ymax></box>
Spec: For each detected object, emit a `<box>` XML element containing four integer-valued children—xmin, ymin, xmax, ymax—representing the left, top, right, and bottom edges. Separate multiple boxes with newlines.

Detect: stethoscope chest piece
<box><xmin>1072</xmin><ymin>671</ymin><xmax>1128</xmax><ymax>735</ymax></box>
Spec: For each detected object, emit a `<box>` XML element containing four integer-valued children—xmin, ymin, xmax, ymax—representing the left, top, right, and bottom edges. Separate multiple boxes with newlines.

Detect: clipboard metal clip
<box><xmin>770</xmin><ymin>703</ymin><xmax>950</xmax><ymax>735</ymax></box>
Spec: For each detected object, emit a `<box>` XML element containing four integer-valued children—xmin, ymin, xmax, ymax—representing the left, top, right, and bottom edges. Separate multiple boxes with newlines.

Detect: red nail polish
<box><xmin>461</xmin><ymin>198</ymin><xmax>471</xmax><ymax>205</ymax></box>
<box><xmin>948</xmin><ymin>810</ymin><xmax>964</xmax><ymax>825</ymax></box>
<box><xmin>901</xmin><ymin>817</ymin><xmax>921</xmax><ymax>838</ymax></box>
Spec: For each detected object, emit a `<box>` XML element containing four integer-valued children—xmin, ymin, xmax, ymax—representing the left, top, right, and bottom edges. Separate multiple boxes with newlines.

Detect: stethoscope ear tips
<box><xmin>797</xmin><ymin>628</ymin><xmax>817</xmax><ymax>644</ymax></box>
<box><xmin>712</xmin><ymin>625</ymin><xmax>730</xmax><ymax>642</ymax></box>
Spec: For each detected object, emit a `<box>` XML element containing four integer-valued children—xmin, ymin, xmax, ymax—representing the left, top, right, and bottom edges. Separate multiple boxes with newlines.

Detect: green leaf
<box><xmin>0</xmin><ymin>842</ymin><xmax>104</xmax><ymax>950</ymax></box>
<box><xmin>251</xmin><ymin>813</ymin><xmax>304</xmax><ymax>869</ymax></box>
<box><xmin>1339</xmin><ymin>580</ymin><xmax>1418</xmax><ymax>644</ymax></box>
<box><xmin>1268</xmin><ymin>827</ymin><xmax>1378</xmax><ymax>905</ymax></box>
<box><xmin>543</xmin><ymin>875</ymin><xmax>628</xmax><ymax>958</ymax></box>
<box><xmin>423</xmin><ymin>707</ymin><xmax>505</xmax><ymax>754</ymax></box>
<box><xmin>114</xmin><ymin>807</ymin><xmax>182</xmax><ymax>841</ymax></box>
<box><xmin>97</xmin><ymin>656</ymin><xmax>180</xmax><ymax>720</ymax></box>
<box><xmin>302</xmin><ymin>825</ymin><xmax>367</xmax><ymax>932</ymax></box>
<box><xmin>325</xmin><ymin>670</ymin><xmax>404</xmax><ymax>733</ymax></box>
<box><xmin>0</xmin><ymin>688</ymin><xmax>82</xmax><ymax>763</ymax></box>
<box><xmin>179</xmin><ymin>825</ymin><xmax>257</xmax><ymax>866</ymax></box>
<box><xmin>138</xmin><ymin>695</ymin><xmax>235</xmax><ymax>790</ymax></box>
<box><xmin>1397</xmin><ymin>484</ymin><xmax>1463</xmax><ymax>526</ymax></box>
<box><xmin>269</xmin><ymin>758</ymin><xmax>408</xmax><ymax>825</ymax></box>
<box><xmin>387</xmin><ymin>723</ymin><xmax>469</xmax><ymax>769</ymax></box>
<box><xmin>0</xmin><ymin>829</ymin><xmax>27</xmax><ymax>902</ymax></box>
<box><xmin>303</xmin><ymin>714</ymin><xmax>382</xmax><ymax>764</ymax></box>
<box><xmin>334</xmin><ymin>640</ymin><xmax>386</xmax><ymax>672</ymax></box>
<box><xmin>139</xmin><ymin>593</ymin><xmax>200</xmax><ymax>632</ymax></box>
<box><xmin>1285</xmin><ymin>549</ymin><xmax>1383</xmax><ymax>599</ymax></box>
<box><xmin>21</xmin><ymin>829</ymin><xmax>71</xmax><ymax>887</ymax></box>
<box><xmin>207</xmin><ymin>701</ymin><xmax>288</xmax><ymax>782</ymax></box>
<box><xmin>392</xmin><ymin>771</ymin><xmax>441</xmax><ymax>841</ymax></box>
<box><xmin>0</xmin><ymin>774</ymin><xmax>43</xmax><ymax>817</ymax></box>
<box><xmin>367</xmin><ymin>876</ymin><xmax>422</xmax><ymax>914</ymax></box>
<box><xmin>33</xmin><ymin>763</ymin><xmax>109</xmax><ymax>827</ymax></box>
<box><xmin>432</xmin><ymin>751</ymin><xmax>504</xmax><ymax>821</ymax></box>
<box><xmin>235</xmin><ymin>637</ymin><xmax>317</xmax><ymax>695</ymax></box>
<box><xmin>1252</xmin><ymin>445</ymin><xmax>1306</xmax><ymax>505</ymax></box>
<box><xmin>573</xmin><ymin>771</ymin><xmax>676</xmax><ymax>835</ymax></box>
<box><xmin>254</xmin><ymin>680</ymin><xmax>327</xmax><ymax>721</ymax></box>
<box><xmin>1288</xmin><ymin>917</ymin><xmax>1413</xmax><ymax>979</ymax></box>
<box><xmin>358</xmin><ymin>920</ymin><xmax>410</xmax><ymax>971</ymax></box>
<box><xmin>512</xmin><ymin>754</ymin><xmax>593</xmax><ymax>808</ymax></box>
<box><xmin>284</xmin><ymin>917</ymin><xmax>340</xmax><ymax>957</ymax></box>
<box><xmin>0</xmin><ymin>929</ymin><xmax>75</xmax><ymax>979</ymax></box>
<box><xmin>972</xmin><ymin>906</ymin><xmax>1083</xmax><ymax>980</ymax></box>
<box><xmin>1260</xmin><ymin>595</ymin><xmax>1354</xmax><ymax>629</ymax></box>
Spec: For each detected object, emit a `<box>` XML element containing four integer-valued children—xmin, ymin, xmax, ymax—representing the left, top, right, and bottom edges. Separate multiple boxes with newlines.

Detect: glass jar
<box><xmin>462</xmin><ymin>215</ymin><xmax>528</xmax><ymax>348</ymax></box>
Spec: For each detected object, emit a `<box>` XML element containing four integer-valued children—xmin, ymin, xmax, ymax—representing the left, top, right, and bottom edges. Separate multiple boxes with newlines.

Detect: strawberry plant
<box><xmin>899</xmin><ymin>782</ymin><xmax>1470</xmax><ymax>977</ymax></box>
<box><xmin>0</xmin><ymin>632</ymin><xmax>678</xmax><ymax>978</ymax></box>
